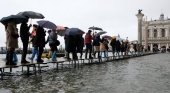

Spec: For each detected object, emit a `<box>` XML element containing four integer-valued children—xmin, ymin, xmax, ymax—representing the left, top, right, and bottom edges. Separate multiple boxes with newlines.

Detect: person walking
<box><xmin>29</xmin><ymin>24</ymin><xmax>38</xmax><ymax>62</ymax></box>
<box><xmin>46</xmin><ymin>30</ymin><xmax>59</xmax><ymax>61</ymax></box>
<box><xmin>110</xmin><ymin>37</ymin><xmax>116</xmax><ymax>57</ymax></box>
<box><xmin>6</xmin><ymin>22</ymin><xmax>19</xmax><ymax>65</ymax></box>
<box><xmin>76</xmin><ymin>34</ymin><xmax>84</xmax><ymax>59</ymax></box>
<box><xmin>93</xmin><ymin>34</ymin><xmax>101</xmax><ymax>58</ymax></box>
<box><xmin>84</xmin><ymin>30</ymin><xmax>93</xmax><ymax>59</ymax></box>
<box><xmin>100</xmin><ymin>38</ymin><xmax>108</xmax><ymax>58</ymax></box>
<box><xmin>34</xmin><ymin>26</ymin><xmax>46</xmax><ymax>62</ymax></box>
<box><xmin>20</xmin><ymin>19</ymin><xmax>31</xmax><ymax>63</ymax></box>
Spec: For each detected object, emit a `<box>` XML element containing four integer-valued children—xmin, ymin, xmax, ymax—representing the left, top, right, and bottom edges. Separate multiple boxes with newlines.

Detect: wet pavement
<box><xmin>0</xmin><ymin>53</ymin><xmax>170</xmax><ymax>93</ymax></box>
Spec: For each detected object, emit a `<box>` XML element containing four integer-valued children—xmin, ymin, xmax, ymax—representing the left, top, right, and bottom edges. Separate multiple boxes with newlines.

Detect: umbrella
<box><xmin>37</xmin><ymin>20</ymin><xmax>57</xmax><ymax>29</ymax></box>
<box><xmin>96</xmin><ymin>31</ymin><xmax>107</xmax><ymax>36</ymax></box>
<box><xmin>17</xmin><ymin>11</ymin><xmax>44</xmax><ymax>19</ymax></box>
<box><xmin>102</xmin><ymin>35</ymin><xmax>112</xmax><ymax>40</ymax></box>
<box><xmin>89</xmin><ymin>26</ymin><xmax>103</xmax><ymax>30</ymax></box>
<box><xmin>65</xmin><ymin>28</ymin><xmax>84</xmax><ymax>36</ymax></box>
<box><xmin>56</xmin><ymin>26</ymin><xmax>66</xmax><ymax>36</ymax></box>
<box><xmin>0</xmin><ymin>15</ymin><xmax>28</xmax><ymax>25</ymax></box>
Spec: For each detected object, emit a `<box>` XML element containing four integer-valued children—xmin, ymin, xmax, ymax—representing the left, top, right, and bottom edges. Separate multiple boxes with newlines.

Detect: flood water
<box><xmin>0</xmin><ymin>53</ymin><xmax>170</xmax><ymax>93</ymax></box>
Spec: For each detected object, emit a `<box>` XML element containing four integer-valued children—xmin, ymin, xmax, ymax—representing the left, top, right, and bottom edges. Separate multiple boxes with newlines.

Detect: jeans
<box><xmin>51</xmin><ymin>51</ymin><xmax>57</xmax><ymax>61</ymax></box>
<box><xmin>30</xmin><ymin>47</ymin><xmax>38</xmax><ymax>61</ymax></box>
<box><xmin>13</xmin><ymin>52</ymin><xmax>18</xmax><ymax>63</ymax></box>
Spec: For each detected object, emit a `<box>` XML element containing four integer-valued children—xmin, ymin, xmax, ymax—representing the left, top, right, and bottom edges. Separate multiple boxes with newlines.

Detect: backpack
<box><xmin>55</xmin><ymin>40</ymin><xmax>60</xmax><ymax>46</ymax></box>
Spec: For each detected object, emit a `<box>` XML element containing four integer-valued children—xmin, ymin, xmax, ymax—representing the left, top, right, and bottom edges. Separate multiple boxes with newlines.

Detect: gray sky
<box><xmin>0</xmin><ymin>0</ymin><xmax>170</xmax><ymax>47</ymax></box>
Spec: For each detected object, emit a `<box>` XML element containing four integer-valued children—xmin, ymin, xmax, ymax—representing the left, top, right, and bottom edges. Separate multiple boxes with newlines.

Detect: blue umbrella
<box><xmin>65</xmin><ymin>28</ymin><xmax>84</xmax><ymax>36</ymax></box>
<box><xmin>37</xmin><ymin>20</ymin><xmax>57</xmax><ymax>29</ymax></box>
<box><xmin>0</xmin><ymin>15</ymin><xmax>27</xmax><ymax>25</ymax></box>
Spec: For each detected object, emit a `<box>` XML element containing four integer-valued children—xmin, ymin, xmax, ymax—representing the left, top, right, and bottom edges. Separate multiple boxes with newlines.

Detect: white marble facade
<box><xmin>141</xmin><ymin>14</ymin><xmax>170</xmax><ymax>51</ymax></box>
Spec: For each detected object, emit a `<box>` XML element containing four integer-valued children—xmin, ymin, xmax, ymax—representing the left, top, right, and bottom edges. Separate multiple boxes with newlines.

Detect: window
<box><xmin>161</xmin><ymin>29</ymin><xmax>165</xmax><ymax>37</ymax></box>
<box><xmin>154</xmin><ymin>29</ymin><xmax>157</xmax><ymax>38</ymax></box>
<box><xmin>147</xmin><ymin>29</ymin><xmax>150</xmax><ymax>37</ymax></box>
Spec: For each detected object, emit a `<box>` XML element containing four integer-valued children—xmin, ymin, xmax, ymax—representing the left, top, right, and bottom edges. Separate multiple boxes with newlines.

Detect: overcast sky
<box><xmin>0</xmin><ymin>0</ymin><xmax>170</xmax><ymax>48</ymax></box>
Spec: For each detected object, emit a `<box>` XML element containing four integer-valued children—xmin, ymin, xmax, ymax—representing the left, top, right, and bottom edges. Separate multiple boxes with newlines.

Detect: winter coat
<box><xmin>67</xmin><ymin>35</ymin><xmax>77</xmax><ymax>52</ymax></box>
<box><xmin>77</xmin><ymin>35</ymin><xmax>84</xmax><ymax>53</ymax></box>
<box><xmin>6</xmin><ymin>22</ymin><xmax>19</xmax><ymax>49</ymax></box>
<box><xmin>34</xmin><ymin>26</ymin><xmax>46</xmax><ymax>47</ymax></box>
<box><xmin>84</xmin><ymin>33</ymin><xmax>92</xmax><ymax>44</ymax></box>
<box><xmin>93</xmin><ymin>35</ymin><xmax>101</xmax><ymax>46</ymax></box>
<box><xmin>48</xmin><ymin>31</ymin><xmax>58</xmax><ymax>45</ymax></box>
<box><xmin>100</xmin><ymin>39</ymin><xmax>108</xmax><ymax>51</ymax></box>
<box><xmin>20</xmin><ymin>23</ymin><xmax>30</xmax><ymax>41</ymax></box>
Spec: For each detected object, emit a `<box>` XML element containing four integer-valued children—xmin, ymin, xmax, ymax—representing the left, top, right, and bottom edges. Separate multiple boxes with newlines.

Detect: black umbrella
<box><xmin>0</xmin><ymin>15</ymin><xmax>28</xmax><ymax>25</ymax></box>
<box><xmin>37</xmin><ymin>20</ymin><xmax>57</xmax><ymax>29</ymax></box>
<box><xmin>17</xmin><ymin>11</ymin><xmax>45</xmax><ymax>19</ymax></box>
<box><xmin>65</xmin><ymin>28</ymin><xmax>85</xmax><ymax>36</ymax></box>
<box><xmin>89</xmin><ymin>26</ymin><xmax>103</xmax><ymax>30</ymax></box>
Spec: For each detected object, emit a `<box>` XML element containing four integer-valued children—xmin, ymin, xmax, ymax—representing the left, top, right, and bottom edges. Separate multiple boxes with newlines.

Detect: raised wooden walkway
<box><xmin>0</xmin><ymin>52</ymin><xmax>156</xmax><ymax>80</ymax></box>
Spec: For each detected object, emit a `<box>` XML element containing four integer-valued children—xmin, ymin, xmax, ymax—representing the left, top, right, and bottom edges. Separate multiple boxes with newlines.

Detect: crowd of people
<box><xmin>64</xmin><ymin>29</ymin><xmax>144</xmax><ymax>61</ymax></box>
<box><xmin>5</xmin><ymin>18</ymin><xmax>51</xmax><ymax>65</ymax></box>
<box><xmin>4</xmin><ymin>18</ymin><xmax>145</xmax><ymax>66</ymax></box>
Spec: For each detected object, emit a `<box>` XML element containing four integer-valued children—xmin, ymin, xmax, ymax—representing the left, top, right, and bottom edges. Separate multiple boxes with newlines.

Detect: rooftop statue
<box><xmin>138</xmin><ymin>9</ymin><xmax>142</xmax><ymax>14</ymax></box>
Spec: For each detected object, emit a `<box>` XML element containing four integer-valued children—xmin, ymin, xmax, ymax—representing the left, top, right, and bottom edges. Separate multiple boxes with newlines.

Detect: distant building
<box><xmin>137</xmin><ymin>12</ymin><xmax>170</xmax><ymax>51</ymax></box>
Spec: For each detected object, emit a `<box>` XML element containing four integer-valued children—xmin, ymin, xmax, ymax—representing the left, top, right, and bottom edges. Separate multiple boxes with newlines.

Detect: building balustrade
<box><xmin>147</xmin><ymin>37</ymin><xmax>170</xmax><ymax>40</ymax></box>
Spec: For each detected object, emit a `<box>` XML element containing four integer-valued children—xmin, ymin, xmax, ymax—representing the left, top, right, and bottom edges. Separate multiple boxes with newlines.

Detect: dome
<box><xmin>159</xmin><ymin>13</ymin><xmax>164</xmax><ymax>20</ymax></box>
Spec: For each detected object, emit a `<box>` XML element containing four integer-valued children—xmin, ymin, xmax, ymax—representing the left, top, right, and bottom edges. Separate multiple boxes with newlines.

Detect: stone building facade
<box><xmin>141</xmin><ymin>13</ymin><xmax>170</xmax><ymax>51</ymax></box>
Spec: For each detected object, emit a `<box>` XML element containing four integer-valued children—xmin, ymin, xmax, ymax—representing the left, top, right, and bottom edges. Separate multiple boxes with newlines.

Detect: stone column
<box><xmin>166</xmin><ymin>28</ymin><xmax>169</xmax><ymax>37</ymax></box>
<box><xmin>144</xmin><ymin>21</ymin><xmax>149</xmax><ymax>51</ymax></box>
<box><xmin>136</xmin><ymin>11</ymin><xmax>144</xmax><ymax>45</ymax></box>
<box><xmin>158</xmin><ymin>43</ymin><xmax>161</xmax><ymax>49</ymax></box>
<box><xmin>166</xmin><ymin>43</ymin><xmax>169</xmax><ymax>49</ymax></box>
<box><xmin>150</xmin><ymin>28</ymin><xmax>153</xmax><ymax>38</ymax></box>
<box><xmin>151</xmin><ymin>43</ymin><xmax>153</xmax><ymax>52</ymax></box>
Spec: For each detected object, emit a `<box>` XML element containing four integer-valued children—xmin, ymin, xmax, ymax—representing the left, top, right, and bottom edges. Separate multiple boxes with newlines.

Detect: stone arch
<box><xmin>153</xmin><ymin>44</ymin><xmax>158</xmax><ymax>52</ymax></box>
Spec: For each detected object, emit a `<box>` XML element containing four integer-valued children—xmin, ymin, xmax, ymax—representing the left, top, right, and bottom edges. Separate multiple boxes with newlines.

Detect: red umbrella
<box><xmin>56</xmin><ymin>26</ymin><xmax>66</xmax><ymax>36</ymax></box>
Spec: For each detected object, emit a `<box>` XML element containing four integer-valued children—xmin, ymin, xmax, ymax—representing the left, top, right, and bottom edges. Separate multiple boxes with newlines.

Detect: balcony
<box><xmin>147</xmin><ymin>37</ymin><xmax>170</xmax><ymax>41</ymax></box>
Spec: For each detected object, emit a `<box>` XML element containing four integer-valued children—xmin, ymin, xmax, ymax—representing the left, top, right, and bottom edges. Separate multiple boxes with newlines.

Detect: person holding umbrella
<box><xmin>0</xmin><ymin>14</ymin><xmax>28</xmax><ymax>65</ymax></box>
<box><xmin>46</xmin><ymin>29</ymin><xmax>59</xmax><ymax>61</ymax></box>
<box><xmin>6</xmin><ymin>22</ymin><xmax>19</xmax><ymax>65</ymax></box>
<box><xmin>20</xmin><ymin>18</ymin><xmax>32</xmax><ymax>63</ymax></box>
<box><xmin>84</xmin><ymin>30</ymin><xmax>93</xmax><ymax>59</ymax></box>
<box><xmin>34</xmin><ymin>26</ymin><xmax>46</xmax><ymax>62</ymax></box>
